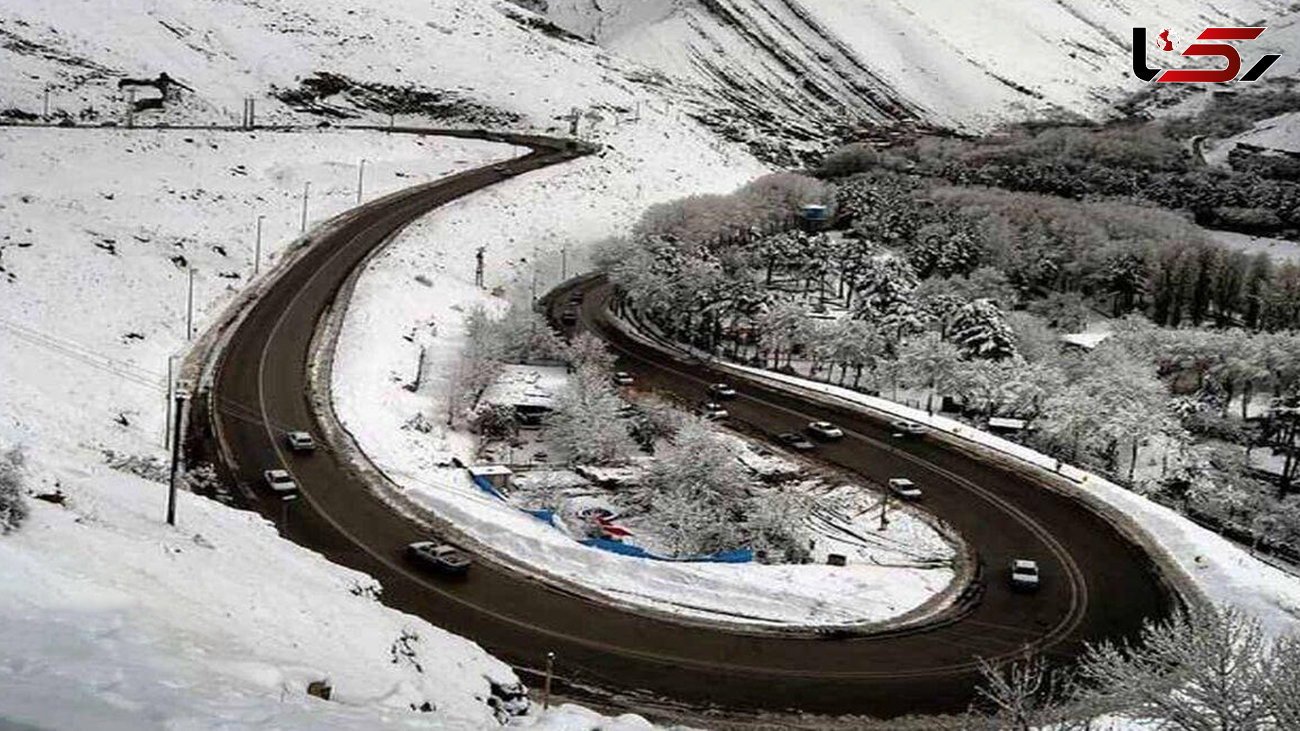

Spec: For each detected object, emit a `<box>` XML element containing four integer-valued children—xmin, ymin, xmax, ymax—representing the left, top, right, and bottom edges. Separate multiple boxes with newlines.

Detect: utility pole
<box><xmin>300</xmin><ymin>182</ymin><xmax>310</xmax><ymax>234</ymax></box>
<box><xmin>561</xmin><ymin>246</ymin><xmax>568</xmax><ymax>280</ymax></box>
<box><xmin>42</xmin><ymin>86</ymin><xmax>51</xmax><ymax>119</ymax></box>
<box><xmin>530</xmin><ymin>246</ymin><xmax>539</xmax><ymax>304</ymax></box>
<box><xmin>185</xmin><ymin>268</ymin><xmax>197</xmax><ymax>341</ymax></box>
<box><xmin>254</xmin><ymin>215</ymin><xmax>265</xmax><ymax>276</ymax></box>
<box><xmin>542</xmin><ymin>652</ymin><xmax>555</xmax><ymax>710</ymax></box>
<box><xmin>474</xmin><ymin>246</ymin><xmax>486</xmax><ymax>289</ymax></box>
<box><xmin>878</xmin><ymin>493</ymin><xmax>890</xmax><ymax>531</ymax></box>
<box><xmin>356</xmin><ymin>158</ymin><xmax>366</xmax><ymax>205</ymax></box>
<box><xmin>164</xmin><ymin>354</ymin><xmax>177</xmax><ymax>449</ymax></box>
<box><xmin>166</xmin><ymin>387</ymin><xmax>188</xmax><ymax>526</ymax></box>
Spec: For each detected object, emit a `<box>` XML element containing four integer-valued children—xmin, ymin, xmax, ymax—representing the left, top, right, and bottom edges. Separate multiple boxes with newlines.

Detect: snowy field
<box><xmin>0</xmin><ymin>126</ymin><xmax>511</xmax><ymax>456</ymax></box>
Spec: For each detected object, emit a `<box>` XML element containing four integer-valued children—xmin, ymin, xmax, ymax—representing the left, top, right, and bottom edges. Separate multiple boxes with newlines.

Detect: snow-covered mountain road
<box><xmin>194</xmin><ymin>128</ymin><xmax>1178</xmax><ymax>721</ymax></box>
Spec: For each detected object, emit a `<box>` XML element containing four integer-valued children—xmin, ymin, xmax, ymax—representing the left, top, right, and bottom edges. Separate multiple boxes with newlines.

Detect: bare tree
<box><xmin>975</xmin><ymin>651</ymin><xmax>1083</xmax><ymax>731</ymax></box>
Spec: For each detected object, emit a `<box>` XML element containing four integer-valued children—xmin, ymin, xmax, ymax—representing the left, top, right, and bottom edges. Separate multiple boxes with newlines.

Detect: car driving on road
<box><xmin>776</xmin><ymin>432</ymin><xmax>816</xmax><ymax>451</ymax></box>
<box><xmin>699</xmin><ymin>401</ymin><xmax>729</xmax><ymax>420</ymax></box>
<box><xmin>406</xmin><ymin>542</ymin><xmax>472</xmax><ymax>575</ymax></box>
<box><xmin>1010</xmin><ymin>559</ymin><xmax>1040</xmax><ymax>592</ymax></box>
<box><xmin>708</xmin><ymin>383</ymin><xmax>737</xmax><ymax>399</ymax></box>
<box><xmin>285</xmin><ymin>431</ymin><xmax>316</xmax><ymax>452</ymax></box>
<box><xmin>263</xmin><ymin>469</ymin><xmax>297</xmax><ymax>494</ymax></box>
<box><xmin>887</xmin><ymin>477</ymin><xmax>923</xmax><ymax>500</ymax></box>
<box><xmin>613</xmin><ymin>371</ymin><xmax>635</xmax><ymax>386</ymax></box>
<box><xmin>806</xmin><ymin>421</ymin><xmax>844</xmax><ymax>440</ymax></box>
<box><xmin>889</xmin><ymin>419</ymin><xmax>928</xmax><ymax>438</ymax></box>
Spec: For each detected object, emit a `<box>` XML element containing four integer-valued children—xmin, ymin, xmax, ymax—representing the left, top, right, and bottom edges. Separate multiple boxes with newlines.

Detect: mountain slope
<box><xmin>541</xmin><ymin>0</ymin><xmax>1291</xmax><ymax>131</ymax></box>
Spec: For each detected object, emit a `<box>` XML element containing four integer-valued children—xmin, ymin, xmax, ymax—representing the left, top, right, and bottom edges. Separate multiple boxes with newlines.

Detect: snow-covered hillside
<box><xmin>541</xmin><ymin>0</ymin><xmax>1291</xmax><ymax>132</ymax></box>
<box><xmin>0</xmin><ymin>0</ymin><xmax>776</xmax><ymax>726</ymax></box>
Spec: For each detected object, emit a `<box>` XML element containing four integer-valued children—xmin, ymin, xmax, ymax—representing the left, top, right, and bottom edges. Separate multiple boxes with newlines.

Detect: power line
<box><xmin>0</xmin><ymin>317</ymin><xmax>166</xmax><ymax>392</ymax></box>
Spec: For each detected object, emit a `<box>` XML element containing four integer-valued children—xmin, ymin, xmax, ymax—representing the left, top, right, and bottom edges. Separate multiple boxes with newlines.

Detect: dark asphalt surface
<box><xmin>204</xmin><ymin>139</ymin><xmax>1176</xmax><ymax>722</ymax></box>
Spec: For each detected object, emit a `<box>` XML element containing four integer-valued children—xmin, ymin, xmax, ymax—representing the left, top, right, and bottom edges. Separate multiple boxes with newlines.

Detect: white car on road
<box><xmin>285</xmin><ymin>431</ymin><xmax>316</xmax><ymax>452</ymax></box>
<box><xmin>263</xmin><ymin>469</ymin><xmax>297</xmax><ymax>494</ymax></box>
<box><xmin>887</xmin><ymin>478</ymin><xmax>922</xmax><ymax>500</ymax></box>
<box><xmin>807</xmin><ymin>421</ymin><xmax>844</xmax><ymax>440</ymax></box>
<box><xmin>1010</xmin><ymin>559</ymin><xmax>1041</xmax><ymax>592</ymax></box>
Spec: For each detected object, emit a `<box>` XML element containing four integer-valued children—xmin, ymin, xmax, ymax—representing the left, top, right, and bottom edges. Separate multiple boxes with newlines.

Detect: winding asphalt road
<box><xmin>201</xmin><ymin>135</ymin><xmax>1176</xmax><ymax>721</ymax></box>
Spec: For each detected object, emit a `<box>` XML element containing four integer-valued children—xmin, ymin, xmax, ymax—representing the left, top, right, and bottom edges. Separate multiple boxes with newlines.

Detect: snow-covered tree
<box><xmin>897</xmin><ymin>332</ymin><xmax>963</xmax><ymax>413</ymax></box>
<box><xmin>548</xmin><ymin>376</ymin><xmax>635</xmax><ymax>466</ymax></box>
<box><xmin>952</xmin><ymin>359</ymin><xmax>1025</xmax><ymax>418</ymax></box>
<box><xmin>0</xmin><ymin>446</ymin><xmax>29</xmax><ymax>534</ymax></box>
<box><xmin>852</xmin><ymin>253</ymin><xmax>923</xmax><ymax>341</ymax></box>
<box><xmin>1027</xmin><ymin>291</ymin><xmax>1090</xmax><ymax>331</ymax></box>
<box><xmin>737</xmin><ymin>172</ymin><xmax>833</xmax><ymax>222</ymax></box>
<box><xmin>746</xmin><ymin>489</ymin><xmax>812</xmax><ymax>563</ymax></box>
<box><xmin>1078</xmin><ymin>605</ymin><xmax>1275</xmax><ymax>731</ymax></box>
<box><xmin>949</xmin><ymin>298</ymin><xmax>1018</xmax><ymax>361</ymax></box>
<box><xmin>756</xmin><ymin>299</ymin><xmax>808</xmax><ymax>368</ymax></box>
<box><xmin>564</xmin><ymin>331</ymin><xmax>616</xmax><ymax>379</ymax></box>
<box><xmin>634</xmin><ymin>420</ymin><xmax>757</xmax><ymax>557</ymax></box>
<box><xmin>907</xmin><ymin>219</ymin><xmax>983</xmax><ymax>278</ymax></box>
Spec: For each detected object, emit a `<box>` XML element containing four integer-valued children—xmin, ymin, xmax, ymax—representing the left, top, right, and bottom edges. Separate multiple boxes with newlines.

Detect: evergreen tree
<box><xmin>949</xmin><ymin>299</ymin><xmax>1018</xmax><ymax>360</ymax></box>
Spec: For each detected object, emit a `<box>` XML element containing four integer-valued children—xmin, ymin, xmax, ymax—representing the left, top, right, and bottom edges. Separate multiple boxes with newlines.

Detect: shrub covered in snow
<box><xmin>0</xmin><ymin>446</ymin><xmax>28</xmax><ymax>534</ymax></box>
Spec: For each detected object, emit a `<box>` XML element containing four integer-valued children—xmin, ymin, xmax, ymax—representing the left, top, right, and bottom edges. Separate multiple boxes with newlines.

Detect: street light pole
<box><xmin>254</xmin><ymin>215</ymin><xmax>265</xmax><ymax>277</ymax></box>
<box><xmin>164</xmin><ymin>354</ymin><xmax>177</xmax><ymax>449</ymax></box>
<box><xmin>166</xmin><ymin>388</ymin><xmax>188</xmax><ymax>526</ymax></box>
<box><xmin>543</xmin><ymin>652</ymin><xmax>555</xmax><ymax>710</ymax></box>
<box><xmin>185</xmin><ymin>268</ymin><xmax>196</xmax><ymax>341</ymax></box>
<box><xmin>561</xmin><ymin>246</ymin><xmax>567</xmax><ymax>280</ymax></box>
<box><xmin>356</xmin><ymin>159</ymin><xmax>366</xmax><ymax>205</ymax></box>
<box><xmin>530</xmin><ymin>246</ymin><xmax>539</xmax><ymax>304</ymax></box>
<box><xmin>300</xmin><ymin>182</ymin><xmax>310</xmax><ymax>234</ymax></box>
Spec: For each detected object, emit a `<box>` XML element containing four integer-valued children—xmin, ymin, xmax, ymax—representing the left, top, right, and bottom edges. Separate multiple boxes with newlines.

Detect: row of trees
<box><xmin>868</xmin><ymin>122</ymin><xmax>1300</xmax><ymax>237</ymax></box>
<box><xmin>831</xmin><ymin>169</ymin><xmax>1300</xmax><ymax>332</ymax></box>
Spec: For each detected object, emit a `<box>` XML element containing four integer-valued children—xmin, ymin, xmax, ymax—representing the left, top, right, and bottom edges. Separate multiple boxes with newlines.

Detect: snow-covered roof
<box><xmin>988</xmin><ymin>417</ymin><xmax>1026</xmax><ymax>431</ymax></box>
<box><xmin>481</xmin><ymin>365</ymin><xmax>570</xmax><ymax>410</ymax></box>
<box><xmin>468</xmin><ymin>464</ymin><xmax>513</xmax><ymax>477</ymax></box>
<box><xmin>1059</xmin><ymin>331</ymin><xmax>1113</xmax><ymax>350</ymax></box>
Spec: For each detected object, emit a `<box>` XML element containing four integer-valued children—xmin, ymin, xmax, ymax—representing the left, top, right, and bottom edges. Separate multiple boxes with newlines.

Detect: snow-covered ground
<box><xmin>0</xmin><ymin>126</ymin><xmax>665</xmax><ymax>728</ymax></box>
<box><xmin>1207</xmin><ymin>228</ymin><xmax>1300</xmax><ymax>265</ymax></box>
<box><xmin>329</xmin><ymin>111</ymin><xmax>961</xmax><ymax>629</ymax></box>
<box><xmin>0</xmin><ymin>126</ymin><xmax>511</xmax><ymax>455</ymax></box>
<box><xmin>0</xmin><ymin>456</ymin><xmax>526</xmax><ymax>730</ymax></box>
